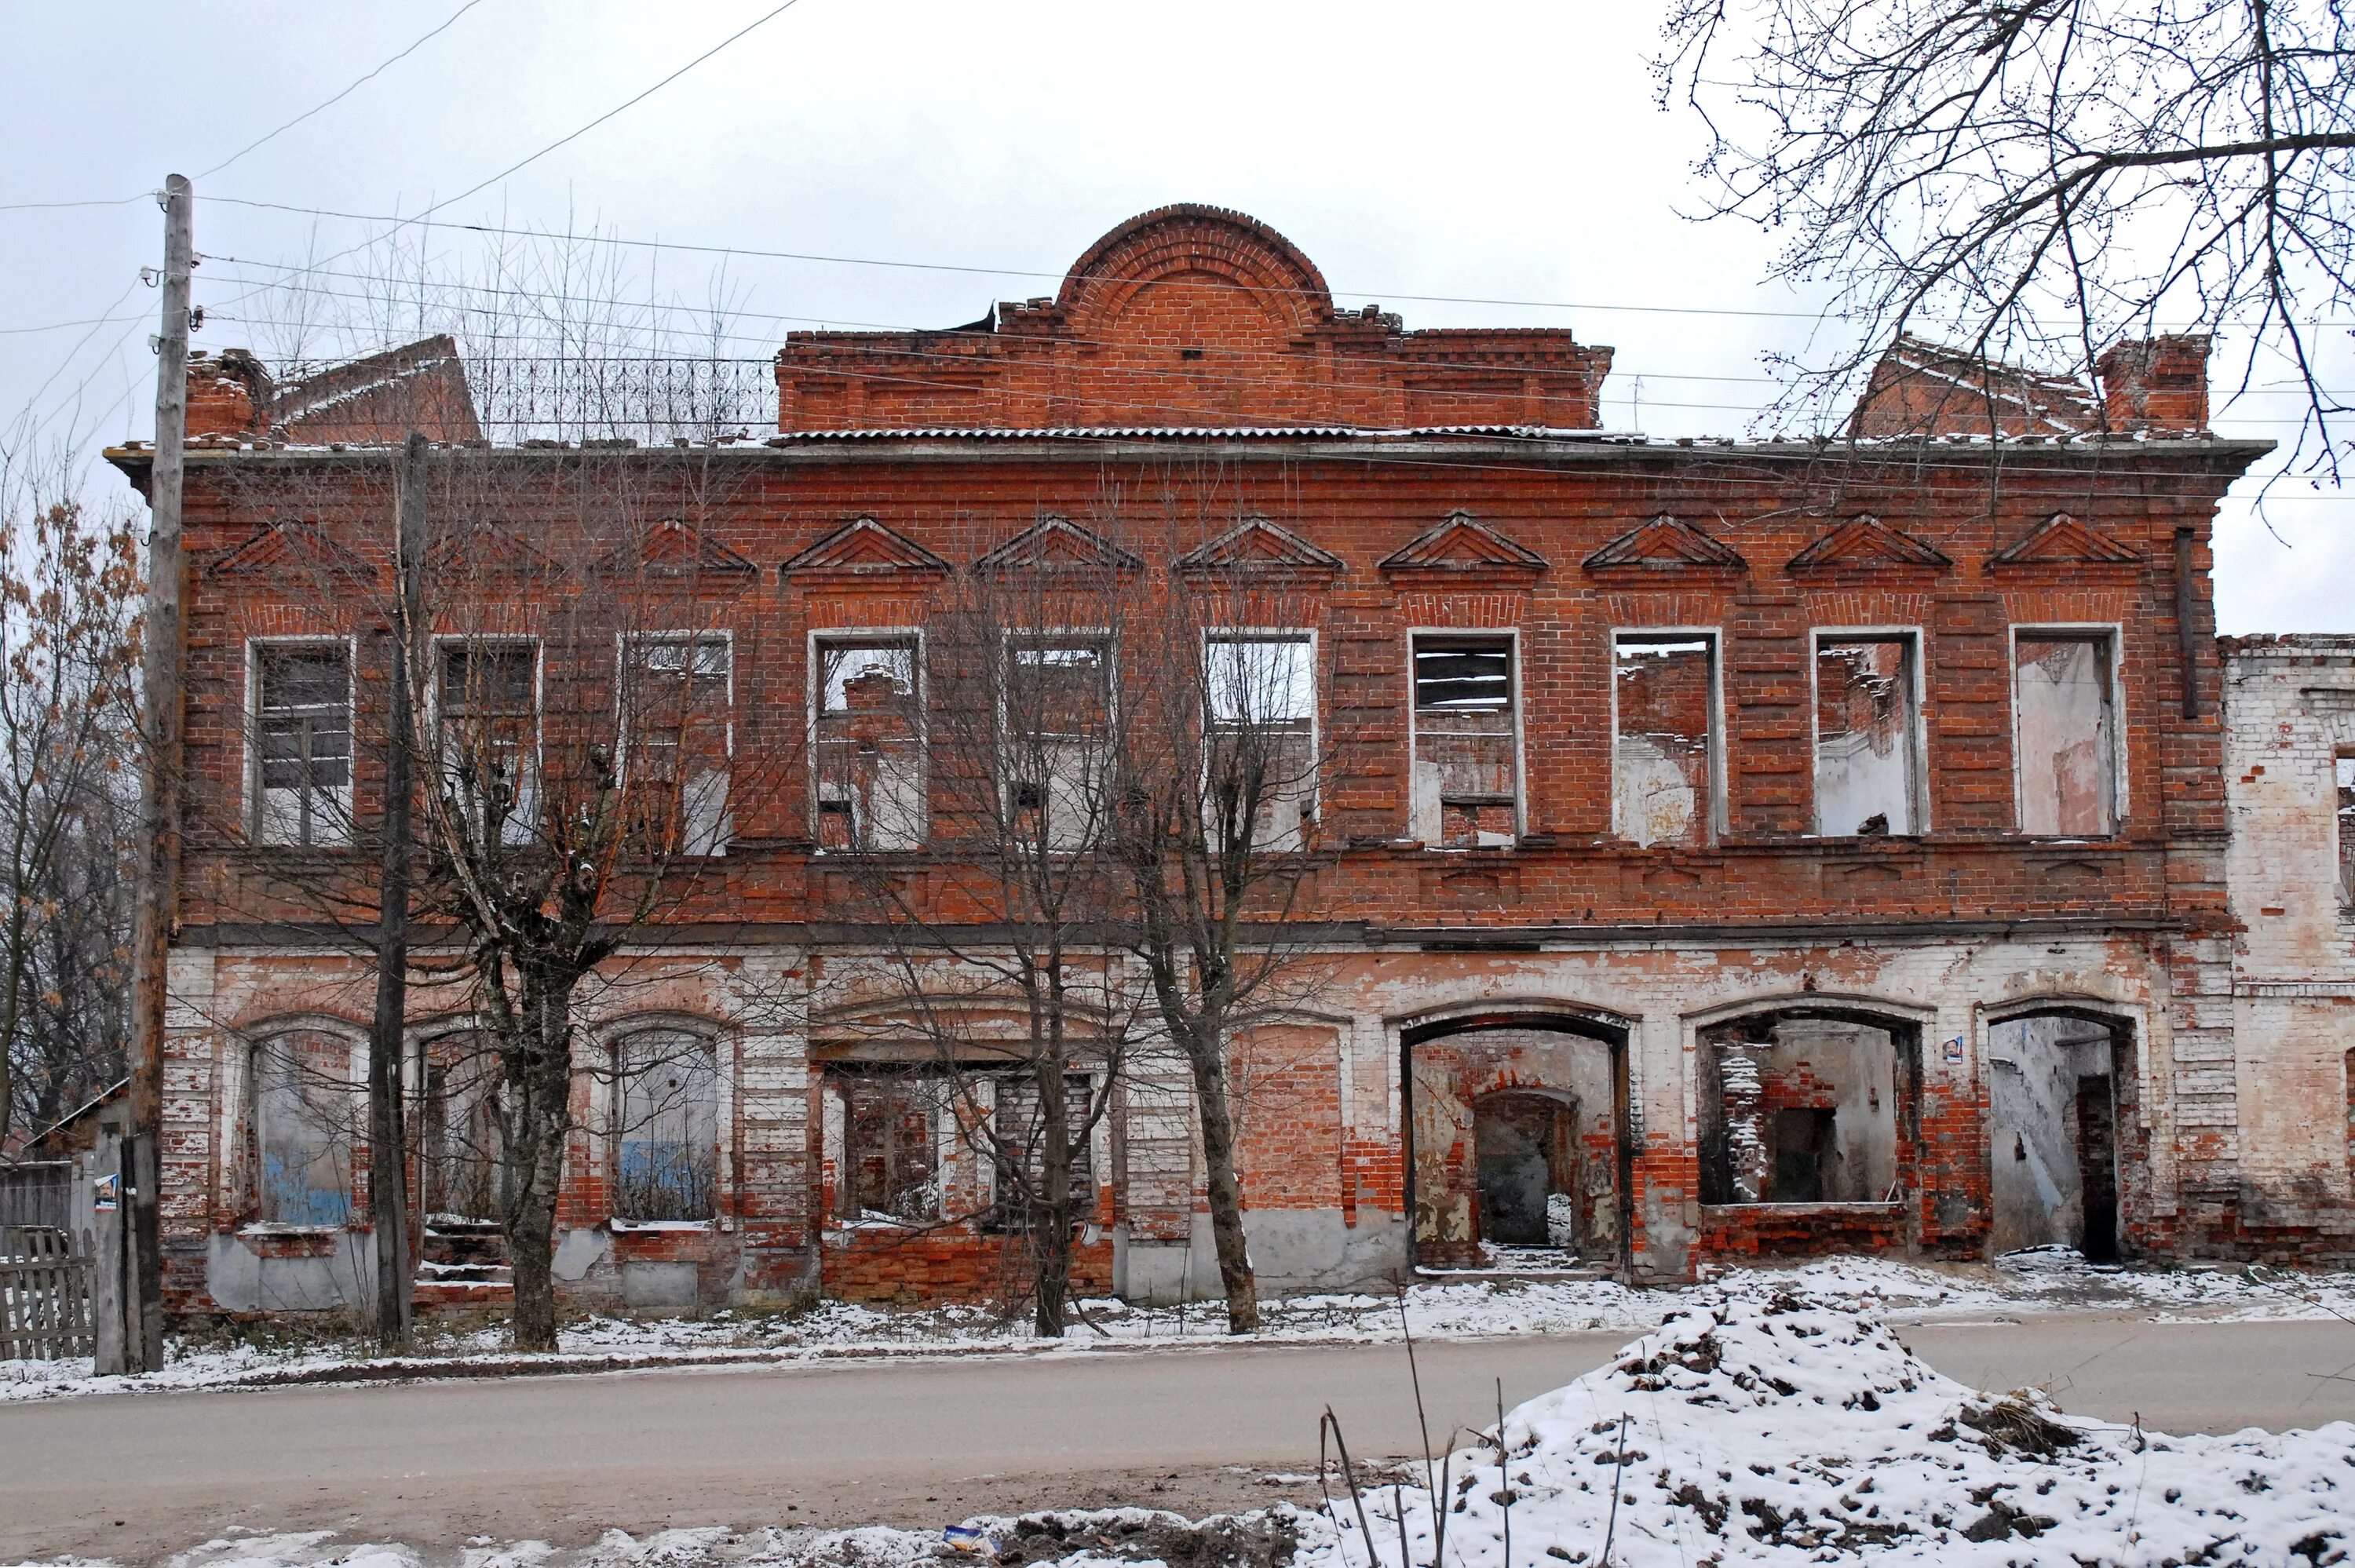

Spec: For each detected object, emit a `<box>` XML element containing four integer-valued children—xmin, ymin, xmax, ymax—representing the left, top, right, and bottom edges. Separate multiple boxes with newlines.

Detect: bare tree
<box><xmin>1657</xmin><ymin>0</ymin><xmax>2354</xmax><ymax>475</ymax></box>
<box><xmin>821</xmin><ymin>525</ymin><xmax>1151</xmax><ymax>1336</ymax></box>
<box><xmin>1107</xmin><ymin>531</ymin><xmax>1338</xmax><ymax>1336</ymax></box>
<box><xmin>0</xmin><ymin>480</ymin><xmax>141</xmax><ymax>1147</ymax></box>
<box><xmin>401</xmin><ymin>447</ymin><xmax>777</xmax><ymax>1351</ymax></box>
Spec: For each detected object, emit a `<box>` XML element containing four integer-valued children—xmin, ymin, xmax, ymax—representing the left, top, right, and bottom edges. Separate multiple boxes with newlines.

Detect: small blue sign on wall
<box><xmin>93</xmin><ymin>1172</ymin><xmax>120</xmax><ymax>1212</ymax></box>
<box><xmin>1942</xmin><ymin>1037</ymin><xmax>1966</xmax><ymax>1063</ymax></box>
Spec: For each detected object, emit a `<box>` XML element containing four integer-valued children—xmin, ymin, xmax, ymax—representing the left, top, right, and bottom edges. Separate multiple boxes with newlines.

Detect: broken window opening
<box><xmin>1613</xmin><ymin>634</ymin><xmax>1716</xmax><ymax>848</ymax></box>
<box><xmin>1004</xmin><ymin>636</ymin><xmax>1112</xmax><ymax>851</ymax></box>
<box><xmin>984</xmin><ymin>1072</ymin><xmax>1096</xmax><ymax>1231</ymax></box>
<box><xmin>250</xmin><ymin>1031</ymin><xmax>356</xmax><ymax>1227</ymax></box>
<box><xmin>623</xmin><ymin>633</ymin><xmax>732</xmax><ymax>856</ymax></box>
<box><xmin>834</xmin><ymin>1069</ymin><xmax>945</xmax><ymax>1225</ymax></box>
<box><xmin>1814</xmin><ymin>636</ymin><xmax>1920</xmax><ymax>837</ymax></box>
<box><xmin>2336</xmin><ymin>753</ymin><xmax>2354</xmax><ymax>910</ymax></box>
<box><xmin>1698</xmin><ymin>1016</ymin><xmax>1903</xmax><ymax>1205</ymax></box>
<box><xmin>422</xmin><ymin>1037</ymin><xmax>502</xmax><ymax>1224</ymax></box>
<box><xmin>2014</xmin><ymin>632</ymin><xmax>2118</xmax><ymax>837</ymax></box>
<box><xmin>253</xmin><ymin>644</ymin><xmax>353</xmax><ymax>849</ymax></box>
<box><xmin>1206</xmin><ymin>632</ymin><xmax>1317</xmax><ymax>852</ymax></box>
<box><xmin>612</xmin><ymin>1030</ymin><xmax>720</xmax><ymax>1223</ymax></box>
<box><xmin>1411</xmin><ymin>635</ymin><xmax>1518</xmax><ymax>848</ymax></box>
<box><xmin>814</xmin><ymin>637</ymin><xmax>924</xmax><ymax>851</ymax></box>
<box><xmin>436</xmin><ymin>641</ymin><xmax>539</xmax><ymax>848</ymax></box>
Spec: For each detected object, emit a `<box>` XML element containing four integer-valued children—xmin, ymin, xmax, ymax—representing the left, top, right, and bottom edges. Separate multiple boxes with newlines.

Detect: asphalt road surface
<box><xmin>9</xmin><ymin>1316</ymin><xmax>2355</xmax><ymax>1561</ymax></box>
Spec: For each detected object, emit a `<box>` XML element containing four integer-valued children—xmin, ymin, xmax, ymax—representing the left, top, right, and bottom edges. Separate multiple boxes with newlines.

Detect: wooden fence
<box><xmin>1</xmin><ymin>1224</ymin><xmax>93</xmax><ymax>1361</ymax></box>
<box><xmin>0</xmin><ymin>1161</ymin><xmax>71</xmax><ymax>1230</ymax></box>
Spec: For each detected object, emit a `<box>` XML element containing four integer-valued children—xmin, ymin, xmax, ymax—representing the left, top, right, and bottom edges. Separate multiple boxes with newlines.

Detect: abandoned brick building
<box><xmin>104</xmin><ymin>203</ymin><xmax>2350</xmax><ymax>1318</ymax></box>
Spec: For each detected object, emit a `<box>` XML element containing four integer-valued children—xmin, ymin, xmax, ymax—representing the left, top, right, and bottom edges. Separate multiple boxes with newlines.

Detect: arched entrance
<box><xmin>1986</xmin><ymin>1008</ymin><xmax>2134</xmax><ymax>1261</ymax></box>
<box><xmin>1401</xmin><ymin>1011</ymin><xmax>1630</xmax><ymax>1272</ymax></box>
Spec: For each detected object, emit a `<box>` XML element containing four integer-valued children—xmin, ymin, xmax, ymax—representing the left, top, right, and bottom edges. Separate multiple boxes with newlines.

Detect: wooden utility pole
<box><xmin>367</xmin><ymin>434</ymin><xmax>429</xmax><ymax>1347</ymax></box>
<box><xmin>125</xmin><ymin>173</ymin><xmax>192</xmax><ymax>1374</ymax></box>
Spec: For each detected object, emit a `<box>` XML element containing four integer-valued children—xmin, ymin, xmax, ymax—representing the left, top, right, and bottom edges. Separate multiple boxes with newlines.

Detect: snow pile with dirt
<box><xmin>1313</xmin><ymin>1290</ymin><xmax>2355</xmax><ymax>1565</ymax></box>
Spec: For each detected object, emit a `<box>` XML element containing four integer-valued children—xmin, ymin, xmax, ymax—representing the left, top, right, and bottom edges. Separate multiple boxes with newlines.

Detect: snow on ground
<box><xmin>1306</xmin><ymin>1289</ymin><xmax>2355</xmax><ymax>1564</ymax></box>
<box><xmin>5</xmin><ymin>1249</ymin><xmax>2353</xmax><ymax>1403</ymax></box>
<box><xmin>24</xmin><ymin>1289</ymin><xmax>2355</xmax><ymax>1565</ymax></box>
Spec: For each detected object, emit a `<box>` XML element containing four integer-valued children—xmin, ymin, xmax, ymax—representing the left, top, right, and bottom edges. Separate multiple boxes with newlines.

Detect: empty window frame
<box><xmin>436</xmin><ymin>641</ymin><xmax>540</xmax><ymax>848</ymax></box>
<box><xmin>813</xmin><ymin>636</ymin><xmax>924</xmax><ymax>851</ymax></box>
<box><xmin>1204</xmin><ymin>631</ymin><xmax>1317</xmax><ymax>851</ymax></box>
<box><xmin>623</xmin><ymin>633</ymin><xmax>733</xmax><ymax>856</ymax></box>
<box><xmin>1003</xmin><ymin>635</ymin><xmax>1113</xmax><ymax>850</ymax></box>
<box><xmin>986</xmin><ymin>1072</ymin><xmax>1096</xmax><ymax>1231</ymax></box>
<box><xmin>2337</xmin><ymin>753</ymin><xmax>2355</xmax><ymax>910</ymax></box>
<box><xmin>1813</xmin><ymin>633</ymin><xmax>1923</xmax><ymax>837</ymax></box>
<box><xmin>250</xmin><ymin>1031</ymin><xmax>356</xmax><ymax>1226</ymax></box>
<box><xmin>2014</xmin><ymin>630</ymin><xmax>2120</xmax><ymax>837</ymax></box>
<box><xmin>1612</xmin><ymin>633</ymin><xmax>1719</xmax><ymax>848</ymax></box>
<box><xmin>251</xmin><ymin>642</ymin><xmax>353</xmax><ymax>848</ymax></box>
<box><xmin>612</xmin><ymin>1029</ymin><xmax>720</xmax><ymax>1222</ymax></box>
<box><xmin>834</xmin><ymin>1069</ymin><xmax>945</xmax><ymax>1224</ymax></box>
<box><xmin>1411</xmin><ymin>634</ymin><xmax>1519</xmax><ymax>848</ymax></box>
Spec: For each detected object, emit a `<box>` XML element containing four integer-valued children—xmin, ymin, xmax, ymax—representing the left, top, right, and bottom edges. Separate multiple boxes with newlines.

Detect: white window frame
<box><xmin>808</xmin><ymin>626</ymin><xmax>927</xmax><ymax>851</ymax></box>
<box><xmin>245</xmin><ymin>635</ymin><xmax>360</xmax><ymax>850</ymax></box>
<box><xmin>1607</xmin><ymin>625</ymin><xmax>1728</xmax><ymax>844</ymax></box>
<box><xmin>1806</xmin><ymin>625</ymin><xmax>1931</xmax><ymax>837</ymax></box>
<box><xmin>1202</xmin><ymin>625</ymin><xmax>1320</xmax><ymax>849</ymax></box>
<box><xmin>2007</xmin><ymin>622</ymin><xmax>2128</xmax><ymax>837</ymax></box>
<box><xmin>1405</xmin><ymin>626</ymin><xmax>1526</xmax><ymax>847</ymax></box>
<box><xmin>618</xmin><ymin>629</ymin><xmax>736</xmax><ymax>857</ymax></box>
<box><xmin>426</xmin><ymin>635</ymin><xmax>545</xmax><ymax>848</ymax></box>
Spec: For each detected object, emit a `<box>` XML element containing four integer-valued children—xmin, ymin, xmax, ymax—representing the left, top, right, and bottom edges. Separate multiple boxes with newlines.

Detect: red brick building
<box><xmin>112</xmin><ymin>205</ymin><xmax>2286</xmax><ymax>1315</ymax></box>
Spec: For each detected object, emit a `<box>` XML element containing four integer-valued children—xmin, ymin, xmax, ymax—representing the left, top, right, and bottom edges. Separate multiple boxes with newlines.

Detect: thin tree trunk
<box><xmin>367</xmin><ymin>433</ymin><xmax>425</xmax><ymax>1349</ymax></box>
<box><xmin>502</xmin><ymin>964</ymin><xmax>575</xmax><ymax>1353</ymax></box>
<box><xmin>1185</xmin><ymin>1030</ymin><xmax>1259</xmax><ymax>1333</ymax></box>
<box><xmin>1034</xmin><ymin>1053</ymin><xmax>1073</xmax><ymax>1338</ymax></box>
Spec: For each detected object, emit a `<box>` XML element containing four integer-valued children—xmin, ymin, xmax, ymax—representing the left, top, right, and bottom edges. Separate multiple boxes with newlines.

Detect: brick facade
<box><xmin>109</xmin><ymin>204</ymin><xmax>2338</xmax><ymax>1318</ymax></box>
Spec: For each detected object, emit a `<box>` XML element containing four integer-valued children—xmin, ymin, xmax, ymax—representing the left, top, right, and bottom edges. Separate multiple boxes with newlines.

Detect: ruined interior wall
<box><xmin>1986</xmin><ymin>1016</ymin><xmax>2116</xmax><ymax>1254</ymax></box>
<box><xmin>2222</xmin><ymin>638</ymin><xmax>2355</xmax><ymax>1245</ymax></box>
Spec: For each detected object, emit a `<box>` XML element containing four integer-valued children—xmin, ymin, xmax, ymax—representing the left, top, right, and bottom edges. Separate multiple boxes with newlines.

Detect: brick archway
<box><xmin>1399</xmin><ymin>1011</ymin><xmax>1630</xmax><ymax>1275</ymax></box>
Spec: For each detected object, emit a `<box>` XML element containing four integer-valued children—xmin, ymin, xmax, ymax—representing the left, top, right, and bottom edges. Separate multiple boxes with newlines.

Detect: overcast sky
<box><xmin>4</xmin><ymin>0</ymin><xmax>2346</xmax><ymax>633</ymax></box>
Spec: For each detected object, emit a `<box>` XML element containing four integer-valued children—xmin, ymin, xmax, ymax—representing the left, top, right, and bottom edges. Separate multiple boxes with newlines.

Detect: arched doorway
<box><xmin>1986</xmin><ymin>1008</ymin><xmax>2134</xmax><ymax>1262</ymax></box>
<box><xmin>1401</xmin><ymin>1011</ymin><xmax>1630</xmax><ymax>1272</ymax></box>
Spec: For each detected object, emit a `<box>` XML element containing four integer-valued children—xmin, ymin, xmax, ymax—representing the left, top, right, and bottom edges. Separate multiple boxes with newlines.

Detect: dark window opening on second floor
<box><xmin>1411</xmin><ymin>636</ymin><xmax>1517</xmax><ymax>848</ymax></box>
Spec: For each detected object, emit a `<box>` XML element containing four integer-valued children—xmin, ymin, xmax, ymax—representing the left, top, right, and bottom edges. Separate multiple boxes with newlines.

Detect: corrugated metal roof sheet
<box><xmin>761</xmin><ymin>423</ymin><xmax>1642</xmax><ymax>444</ymax></box>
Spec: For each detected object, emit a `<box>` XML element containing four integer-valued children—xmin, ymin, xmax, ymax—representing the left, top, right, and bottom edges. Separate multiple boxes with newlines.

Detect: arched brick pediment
<box><xmin>1050</xmin><ymin>204</ymin><xmax>1335</xmax><ymax>342</ymax></box>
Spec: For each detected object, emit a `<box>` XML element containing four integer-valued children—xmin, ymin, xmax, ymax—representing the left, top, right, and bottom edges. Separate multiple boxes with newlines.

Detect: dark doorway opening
<box><xmin>1473</xmin><ymin>1091</ymin><xmax>1576</xmax><ymax>1245</ymax></box>
<box><xmin>1770</xmin><ymin>1107</ymin><xmax>1838</xmax><ymax>1202</ymax></box>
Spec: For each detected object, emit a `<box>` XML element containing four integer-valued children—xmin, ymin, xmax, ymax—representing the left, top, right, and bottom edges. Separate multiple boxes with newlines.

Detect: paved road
<box><xmin>9</xmin><ymin>1318</ymin><xmax>2355</xmax><ymax>1560</ymax></box>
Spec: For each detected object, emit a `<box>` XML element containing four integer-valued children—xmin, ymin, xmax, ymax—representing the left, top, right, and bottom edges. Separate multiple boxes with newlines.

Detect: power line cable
<box><xmin>191</xmin><ymin>267</ymin><xmax>2355</xmax><ymax>419</ymax></box>
<box><xmin>199</xmin><ymin>196</ymin><xmax>1842</xmax><ymax>321</ymax></box>
<box><xmin>193</xmin><ymin>1</ymin><xmax>494</xmax><ymax>181</ymax></box>
<box><xmin>205</xmin><ymin>0</ymin><xmax>810</xmax><ymax>289</ymax></box>
<box><xmin>0</xmin><ymin>1</ymin><xmax>491</xmax><ymax>214</ymax></box>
